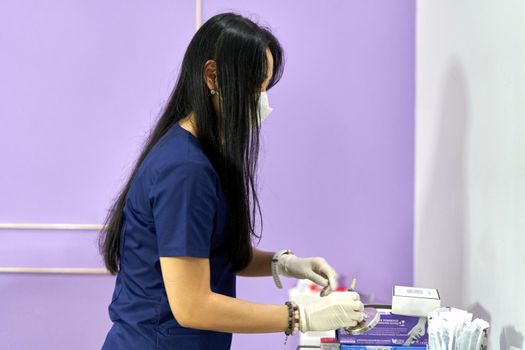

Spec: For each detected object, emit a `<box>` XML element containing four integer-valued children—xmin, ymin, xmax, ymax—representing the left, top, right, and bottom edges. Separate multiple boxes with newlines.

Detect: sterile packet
<box><xmin>427</xmin><ymin>307</ymin><xmax>489</xmax><ymax>350</ymax></box>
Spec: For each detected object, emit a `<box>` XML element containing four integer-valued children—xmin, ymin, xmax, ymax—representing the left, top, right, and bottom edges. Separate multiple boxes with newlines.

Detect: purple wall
<box><xmin>0</xmin><ymin>1</ymin><xmax>415</xmax><ymax>349</ymax></box>
<box><xmin>0</xmin><ymin>1</ymin><xmax>194</xmax><ymax>349</ymax></box>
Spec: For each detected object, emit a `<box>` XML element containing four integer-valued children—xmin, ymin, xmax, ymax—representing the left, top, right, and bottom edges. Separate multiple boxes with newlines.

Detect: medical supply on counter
<box><xmin>428</xmin><ymin>307</ymin><xmax>489</xmax><ymax>350</ymax></box>
<box><xmin>337</xmin><ymin>308</ymin><xmax>429</xmax><ymax>346</ymax></box>
<box><xmin>336</xmin><ymin>283</ymin><xmax>489</xmax><ymax>350</ymax></box>
<box><xmin>320</xmin><ymin>337</ymin><xmax>340</xmax><ymax>349</ymax></box>
<box><xmin>392</xmin><ymin>285</ymin><xmax>441</xmax><ymax>317</ymax></box>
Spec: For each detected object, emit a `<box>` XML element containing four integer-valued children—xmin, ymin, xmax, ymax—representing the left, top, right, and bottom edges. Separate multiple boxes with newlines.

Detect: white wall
<box><xmin>414</xmin><ymin>1</ymin><xmax>525</xmax><ymax>349</ymax></box>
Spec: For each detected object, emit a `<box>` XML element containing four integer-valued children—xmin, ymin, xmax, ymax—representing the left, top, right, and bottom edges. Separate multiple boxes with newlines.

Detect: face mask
<box><xmin>257</xmin><ymin>90</ymin><xmax>273</xmax><ymax>125</ymax></box>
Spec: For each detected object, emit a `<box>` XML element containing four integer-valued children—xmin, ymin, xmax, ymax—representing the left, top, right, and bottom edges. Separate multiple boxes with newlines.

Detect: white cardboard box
<box><xmin>391</xmin><ymin>285</ymin><xmax>441</xmax><ymax>317</ymax></box>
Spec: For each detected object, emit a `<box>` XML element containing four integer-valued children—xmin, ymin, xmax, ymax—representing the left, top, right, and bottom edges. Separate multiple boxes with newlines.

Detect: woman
<box><xmin>99</xmin><ymin>12</ymin><xmax>364</xmax><ymax>350</ymax></box>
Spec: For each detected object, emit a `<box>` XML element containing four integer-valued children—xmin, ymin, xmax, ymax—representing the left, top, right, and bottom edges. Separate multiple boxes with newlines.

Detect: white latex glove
<box><xmin>277</xmin><ymin>254</ymin><xmax>338</xmax><ymax>297</ymax></box>
<box><xmin>298</xmin><ymin>291</ymin><xmax>365</xmax><ymax>332</ymax></box>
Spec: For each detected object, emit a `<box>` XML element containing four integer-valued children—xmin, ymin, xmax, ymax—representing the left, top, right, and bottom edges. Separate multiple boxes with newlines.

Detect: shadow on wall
<box><xmin>420</xmin><ymin>58</ymin><xmax>524</xmax><ymax>350</ymax></box>
<box><xmin>418</xmin><ymin>57</ymin><xmax>469</xmax><ymax>308</ymax></box>
<box><xmin>468</xmin><ymin>301</ymin><xmax>525</xmax><ymax>350</ymax></box>
<box><xmin>499</xmin><ymin>325</ymin><xmax>524</xmax><ymax>350</ymax></box>
<box><xmin>467</xmin><ymin>302</ymin><xmax>491</xmax><ymax>327</ymax></box>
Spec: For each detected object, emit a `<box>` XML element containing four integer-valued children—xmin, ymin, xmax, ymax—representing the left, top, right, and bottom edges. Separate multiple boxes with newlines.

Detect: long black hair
<box><xmin>99</xmin><ymin>12</ymin><xmax>285</xmax><ymax>274</ymax></box>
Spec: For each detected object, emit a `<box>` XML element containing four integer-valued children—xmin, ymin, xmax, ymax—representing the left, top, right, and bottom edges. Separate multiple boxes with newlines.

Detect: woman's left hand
<box><xmin>276</xmin><ymin>254</ymin><xmax>338</xmax><ymax>297</ymax></box>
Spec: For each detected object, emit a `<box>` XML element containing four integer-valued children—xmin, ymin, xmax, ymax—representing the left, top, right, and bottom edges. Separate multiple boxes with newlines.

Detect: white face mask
<box><xmin>257</xmin><ymin>90</ymin><xmax>273</xmax><ymax>125</ymax></box>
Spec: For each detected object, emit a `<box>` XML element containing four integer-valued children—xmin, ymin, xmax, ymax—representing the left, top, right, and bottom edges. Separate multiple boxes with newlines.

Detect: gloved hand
<box><xmin>298</xmin><ymin>291</ymin><xmax>365</xmax><ymax>332</ymax></box>
<box><xmin>277</xmin><ymin>254</ymin><xmax>338</xmax><ymax>296</ymax></box>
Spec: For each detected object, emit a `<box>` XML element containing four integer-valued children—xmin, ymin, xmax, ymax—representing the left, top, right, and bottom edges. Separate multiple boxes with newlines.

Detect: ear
<box><xmin>203</xmin><ymin>59</ymin><xmax>218</xmax><ymax>91</ymax></box>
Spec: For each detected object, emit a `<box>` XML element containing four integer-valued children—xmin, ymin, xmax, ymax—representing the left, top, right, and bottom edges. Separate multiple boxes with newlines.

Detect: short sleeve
<box><xmin>150</xmin><ymin>161</ymin><xmax>219</xmax><ymax>258</ymax></box>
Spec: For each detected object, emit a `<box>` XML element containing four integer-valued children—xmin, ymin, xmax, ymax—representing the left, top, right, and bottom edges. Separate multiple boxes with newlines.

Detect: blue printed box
<box><xmin>336</xmin><ymin>309</ymin><xmax>428</xmax><ymax>346</ymax></box>
<box><xmin>341</xmin><ymin>346</ymin><xmax>427</xmax><ymax>350</ymax></box>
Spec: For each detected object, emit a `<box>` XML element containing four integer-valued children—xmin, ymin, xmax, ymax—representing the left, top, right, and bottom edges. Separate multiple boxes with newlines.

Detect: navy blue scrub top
<box><xmin>102</xmin><ymin>123</ymin><xmax>236</xmax><ymax>350</ymax></box>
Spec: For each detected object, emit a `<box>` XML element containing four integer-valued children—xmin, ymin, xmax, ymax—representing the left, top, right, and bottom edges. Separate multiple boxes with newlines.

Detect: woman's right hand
<box><xmin>297</xmin><ymin>291</ymin><xmax>364</xmax><ymax>332</ymax></box>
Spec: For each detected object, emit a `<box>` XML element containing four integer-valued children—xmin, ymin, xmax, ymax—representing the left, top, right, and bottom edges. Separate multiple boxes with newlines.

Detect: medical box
<box><xmin>391</xmin><ymin>285</ymin><xmax>440</xmax><ymax>317</ymax></box>
<box><xmin>336</xmin><ymin>309</ymin><xmax>429</xmax><ymax>346</ymax></box>
<box><xmin>341</xmin><ymin>346</ymin><xmax>427</xmax><ymax>350</ymax></box>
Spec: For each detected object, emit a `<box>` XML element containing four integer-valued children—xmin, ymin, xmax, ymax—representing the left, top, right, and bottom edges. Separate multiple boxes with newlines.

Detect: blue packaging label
<box><xmin>341</xmin><ymin>346</ymin><xmax>427</xmax><ymax>350</ymax></box>
<box><xmin>336</xmin><ymin>309</ymin><xmax>428</xmax><ymax>346</ymax></box>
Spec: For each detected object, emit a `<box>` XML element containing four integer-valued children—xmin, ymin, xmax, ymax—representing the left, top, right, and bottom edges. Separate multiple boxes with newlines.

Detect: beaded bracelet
<box><xmin>284</xmin><ymin>301</ymin><xmax>300</xmax><ymax>345</ymax></box>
